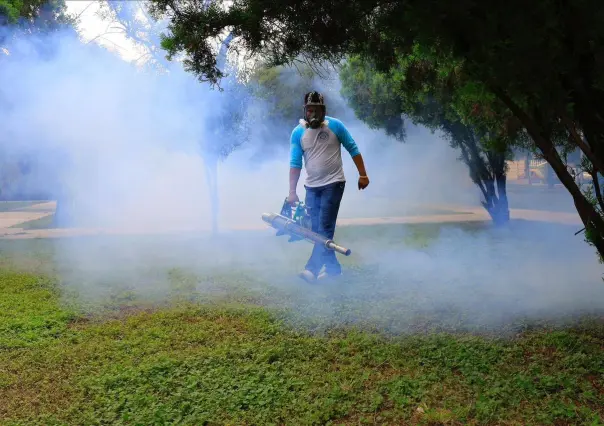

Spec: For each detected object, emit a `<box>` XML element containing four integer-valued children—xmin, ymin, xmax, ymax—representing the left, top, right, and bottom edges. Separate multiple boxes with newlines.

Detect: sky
<box><xmin>65</xmin><ymin>0</ymin><xmax>143</xmax><ymax>62</ymax></box>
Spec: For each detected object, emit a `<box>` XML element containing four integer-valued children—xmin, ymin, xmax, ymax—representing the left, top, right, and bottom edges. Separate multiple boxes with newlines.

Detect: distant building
<box><xmin>507</xmin><ymin>147</ymin><xmax>584</xmax><ymax>187</ymax></box>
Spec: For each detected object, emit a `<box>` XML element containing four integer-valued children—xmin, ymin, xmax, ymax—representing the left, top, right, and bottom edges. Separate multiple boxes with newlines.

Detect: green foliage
<box><xmin>339</xmin><ymin>56</ymin><xmax>405</xmax><ymax>140</ymax></box>
<box><xmin>339</xmin><ymin>54</ymin><xmax>513</xmax><ymax>224</ymax></box>
<box><xmin>145</xmin><ymin>0</ymin><xmax>603</xmax><ymax>116</ymax></box>
<box><xmin>0</xmin><ymin>0</ymin><xmax>21</xmax><ymax>23</ymax></box>
<box><xmin>577</xmin><ymin>156</ymin><xmax>604</xmax><ymax>263</ymax></box>
<box><xmin>0</xmin><ymin>271</ymin><xmax>76</xmax><ymax>349</ymax></box>
<box><xmin>0</xmin><ymin>0</ymin><xmax>75</xmax><ymax>59</ymax></box>
<box><xmin>0</xmin><ymin>261</ymin><xmax>603</xmax><ymax>425</ymax></box>
<box><xmin>0</xmin><ymin>0</ymin><xmax>55</xmax><ymax>24</ymax></box>
<box><xmin>249</xmin><ymin>63</ymin><xmax>318</xmax><ymax>122</ymax></box>
<box><xmin>0</xmin><ymin>228</ymin><xmax>602</xmax><ymax>423</ymax></box>
<box><xmin>147</xmin><ymin>0</ymin><xmax>373</xmax><ymax>85</ymax></box>
<box><xmin>0</xmin><ymin>0</ymin><xmax>72</xmax><ymax>27</ymax></box>
<box><xmin>146</xmin><ymin>0</ymin><xmax>604</xmax><ymax>258</ymax></box>
<box><xmin>248</xmin><ymin>61</ymin><xmax>350</xmax><ymax>124</ymax></box>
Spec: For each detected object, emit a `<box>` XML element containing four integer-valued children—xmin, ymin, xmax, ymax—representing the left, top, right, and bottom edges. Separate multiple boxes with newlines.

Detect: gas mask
<box><xmin>303</xmin><ymin>91</ymin><xmax>327</xmax><ymax>129</ymax></box>
<box><xmin>304</xmin><ymin>105</ymin><xmax>326</xmax><ymax>129</ymax></box>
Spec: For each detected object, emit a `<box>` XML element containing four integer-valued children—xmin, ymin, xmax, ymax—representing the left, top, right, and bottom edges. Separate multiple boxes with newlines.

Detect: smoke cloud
<box><xmin>0</xmin><ymin>12</ymin><xmax>602</xmax><ymax>335</ymax></box>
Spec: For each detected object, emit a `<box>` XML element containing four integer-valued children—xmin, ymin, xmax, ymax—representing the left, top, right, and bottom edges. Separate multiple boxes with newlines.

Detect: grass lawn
<box><xmin>0</xmin><ymin>201</ymin><xmax>39</xmax><ymax>212</ymax></box>
<box><xmin>0</xmin><ymin>221</ymin><xmax>603</xmax><ymax>425</ymax></box>
<box><xmin>11</xmin><ymin>214</ymin><xmax>55</xmax><ymax>230</ymax></box>
<box><xmin>337</xmin><ymin>197</ymin><xmax>472</xmax><ymax>219</ymax></box>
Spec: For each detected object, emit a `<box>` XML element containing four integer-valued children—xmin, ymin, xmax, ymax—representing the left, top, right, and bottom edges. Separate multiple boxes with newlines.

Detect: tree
<box><xmin>245</xmin><ymin>61</ymin><xmax>352</xmax><ymax>160</ymax></box>
<box><xmin>98</xmin><ymin>1</ymin><xmax>173</xmax><ymax>72</ymax></box>
<box><xmin>1</xmin><ymin>0</ymin><xmax>55</xmax><ymax>25</ymax></box>
<box><xmin>146</xmin><ymin>0</ymin><xmax>604</xmax><ymax>261</ymax></box>
<box><xmin>92</xmin><ymin>1</ymin><xmax>252</xmax><ymax>233</ymax></box>
<box><xmin>339</xmin><ymin>55</ymin><xmax>513</xmax><ymax>225</ymax></box>
<box><xmin>1</xmin><ymin>0</ymin><xmax>72</xmax><ymax>33</ymax></box>
<box><xmin>250</xmin><ymin>63</ymin><xmax>328</xmax><ymax>123</ymax></box>
<box><xmin>0</xmin><ymin>0</ymin><xmax>76</xmax><ymax>222</ymax></box>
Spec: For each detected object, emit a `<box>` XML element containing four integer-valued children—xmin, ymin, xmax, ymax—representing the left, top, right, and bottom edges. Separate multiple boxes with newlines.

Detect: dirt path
<box><xmin>0</xmin><ymin>201</ymin><xmax>55</xmax><ymax>229</ymax></box>
<box><xmin>0</xmin><ymin>200</ymin><xmax>583</xmax><ymax>240</ymax></box>
<box><xmin>420</xmin><ymin>203</ymin><xmax>582</xmax><ymax>225</ymax></box>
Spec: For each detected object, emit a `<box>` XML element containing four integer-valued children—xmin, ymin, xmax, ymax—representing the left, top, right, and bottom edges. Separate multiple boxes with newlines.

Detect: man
<box><xmin>288</xmin><ymin>91</ymin><xmax>370</xmax><ymax>282</ymax></box>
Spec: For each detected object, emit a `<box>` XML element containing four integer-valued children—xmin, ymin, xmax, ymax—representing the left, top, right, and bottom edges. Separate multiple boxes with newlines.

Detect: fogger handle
<box><xmin>326</xmin><ymin>240</ymin><xmax>352</xmax><ymax>256</ymax></box>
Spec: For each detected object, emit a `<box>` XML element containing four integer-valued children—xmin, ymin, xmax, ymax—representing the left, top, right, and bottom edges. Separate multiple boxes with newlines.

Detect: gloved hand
<box><xmin>288</xmin><ymin>192</ymin><xmax>300</xmax><ymax>205</ymax></box>
<box><xmin>358</xmin><ymin>175</ymin><xmax>370</xmax><ymax>190</ymax></box>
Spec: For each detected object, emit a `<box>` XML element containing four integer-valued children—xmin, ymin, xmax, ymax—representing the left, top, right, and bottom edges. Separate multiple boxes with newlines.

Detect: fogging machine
<box><xmin>261</xmin><ymin>198</ymin><xmax>352</xmax><ymax>256</ymax></box>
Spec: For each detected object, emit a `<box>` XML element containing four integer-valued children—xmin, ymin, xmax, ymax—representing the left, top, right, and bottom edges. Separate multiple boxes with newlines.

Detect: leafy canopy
<box><xmin>340</xmin><ymin>53</ymin><xmax>514</xmax><ymax>224</ymax></box>
<box><xmin>1</xmin><ymin>0</ymin><xmax>71</xmax><ymax>27</ymax></box>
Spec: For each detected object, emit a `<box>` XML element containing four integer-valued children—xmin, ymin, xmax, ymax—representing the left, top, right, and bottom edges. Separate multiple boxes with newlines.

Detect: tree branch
<box><xmin>559</xmin><ymin>109</ymin><xmax>604</xmax><ymax>173</ymax></box>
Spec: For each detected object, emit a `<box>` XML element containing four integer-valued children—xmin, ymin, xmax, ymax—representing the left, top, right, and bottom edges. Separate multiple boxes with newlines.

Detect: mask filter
<box><xmin>306</xmin><ymin>108</ymin><xmax>323</xmax><ymax>129</ymax></box>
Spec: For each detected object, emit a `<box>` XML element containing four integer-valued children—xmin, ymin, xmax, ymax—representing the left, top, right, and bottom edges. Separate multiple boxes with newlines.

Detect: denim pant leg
<box><xmin>318</xmin><ymin>181</ymin><xmax>346</xmax><ymax>274</ymax></box>
<box><xmin>304</xmin><ymin>185</ymin><xmax>323</xmax><ymax>275</ymax></box>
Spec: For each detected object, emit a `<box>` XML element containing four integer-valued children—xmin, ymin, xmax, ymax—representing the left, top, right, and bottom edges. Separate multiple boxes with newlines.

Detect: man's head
<box><xmin>303</xmin><ymin>91</ymin><xmax>326</xmax><ymax>129</ymax></box>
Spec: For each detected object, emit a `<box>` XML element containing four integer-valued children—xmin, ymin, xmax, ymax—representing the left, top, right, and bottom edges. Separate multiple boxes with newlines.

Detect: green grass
<box><xmin>0</xmin><ymin>222</ymin><xmax>602</xmax><ymax>425</ymax></box>
<box><xmin>337</xmin><ymin>199</ymin><xmax>472</xmax><ymax>219</ymax></box>
<box><xmin>338</xmin><ymin>207</ymin><xmax>470</xmax><ymax>220</ymax></box>
<box><xmin>0</xmin><ymin>271</ymin><xmax>602</xmax><ymax>425</ymax></box>
<box><xmin>12</xmin><ymin>213</ymin><xmax>55</xmax><ymax>229</ymax></box>
<box><xmin>0</xmin><ymin>201</ymin><xmax>38</xmax><ymax>212</ymax></box>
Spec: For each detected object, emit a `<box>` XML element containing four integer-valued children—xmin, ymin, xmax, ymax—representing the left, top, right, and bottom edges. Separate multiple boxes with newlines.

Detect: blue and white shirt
<box><xmin>290</xmin><ymin>116</ymin><xmax>360</xmax><ymax>188</ymax></box>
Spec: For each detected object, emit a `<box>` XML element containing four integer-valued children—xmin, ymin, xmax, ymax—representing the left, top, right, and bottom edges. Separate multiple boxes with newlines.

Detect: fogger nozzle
<box><xmin>262</xmin><ymin>212</ymin><xmax>352</xmax><ymax>256</ymax></box>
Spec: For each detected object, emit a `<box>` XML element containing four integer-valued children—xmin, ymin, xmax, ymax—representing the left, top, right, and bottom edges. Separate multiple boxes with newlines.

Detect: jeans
<box><xmin>304</xmin><ymin>180</ymin><xmax>346</xmax><ymax>276</ymax></box>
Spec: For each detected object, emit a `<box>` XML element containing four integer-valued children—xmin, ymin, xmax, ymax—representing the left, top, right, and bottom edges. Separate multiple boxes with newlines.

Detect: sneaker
<box><xmin>298</xmin><ymin>269</ymin><xmax>316</xmax><ymax>283</ymax></box>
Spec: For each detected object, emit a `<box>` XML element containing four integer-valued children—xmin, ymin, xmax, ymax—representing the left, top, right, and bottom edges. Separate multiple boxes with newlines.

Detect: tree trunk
<box><xmin>52</xmin><ymin>196</ymin><xmax>73</xmax><ymax>228</ymax></box>
<box><xmin>490</xmin><ymin>174</ymin><xmax>510</xmax><ymax>226</ymax></box>
<box><xmin>493</xmin><ymin>87</ymin><xmax>604</xmax><ymax>258</ymax></box>
<box><xmin>456</xmin><ymin>131</ymin><xmax>510</xmax><ymax>226</ymax></box>
<box><xmin>546</xmin><ymin>164</ymin><xmax>555</xmax><ymax>188</ymax></box>
<box><xmin>482</xmin><ymin>158</ymin><xmax>510</xmax><ymax>226</ymax></box>
<box><xmin>203</xmin><ymin>154</ymin><xmax>219</xmax><ymax>234</ymax></box>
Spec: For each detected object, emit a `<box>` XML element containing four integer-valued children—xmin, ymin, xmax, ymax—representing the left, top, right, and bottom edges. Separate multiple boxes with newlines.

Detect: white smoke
<box><xmin>0</xmin><ymin>8</ymin><xmax>602</xmax><ymax>335</ymax></box>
